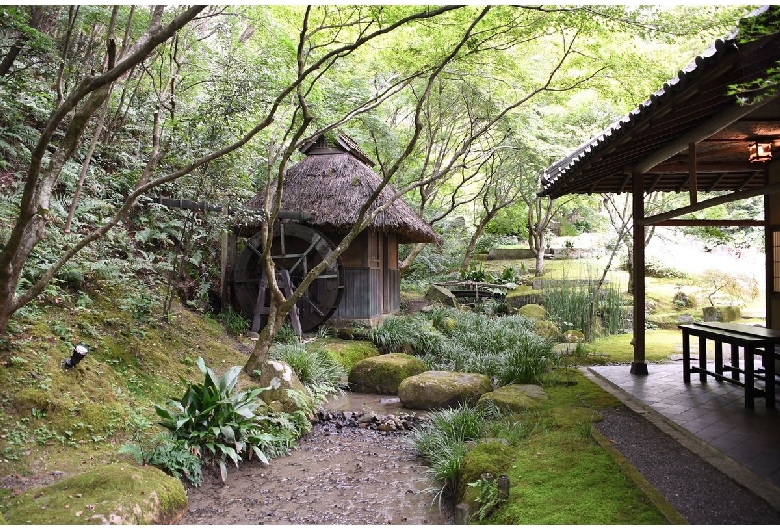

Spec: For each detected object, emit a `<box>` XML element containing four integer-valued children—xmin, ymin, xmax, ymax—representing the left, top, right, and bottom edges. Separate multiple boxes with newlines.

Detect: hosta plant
<box><xmin>155</xmin><ymin>357</ymin><xmax>288</xmax><ymax>482</ymax></box>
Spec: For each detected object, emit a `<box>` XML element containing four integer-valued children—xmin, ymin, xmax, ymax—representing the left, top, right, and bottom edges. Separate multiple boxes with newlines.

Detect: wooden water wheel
<box><xmin>233</xmin><ymin>223</ymin><xmax>344</xmax><ymax>333</ymax></box>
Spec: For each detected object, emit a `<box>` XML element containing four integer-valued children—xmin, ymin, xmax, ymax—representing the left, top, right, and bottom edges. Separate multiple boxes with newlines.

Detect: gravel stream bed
<box><xmin>178</xmin><ymin>418</ymin><xmax>452</xmax><ymax>525</ymax></box>
<box><xmin>178</xmin><ymin>395</ymin><xmax>780</xmax><ymax>525</ymax></box>
<box><xmin>596</xmin><ymin>407</ymin><xmax>780</xmax><ymax>525</ymax></box>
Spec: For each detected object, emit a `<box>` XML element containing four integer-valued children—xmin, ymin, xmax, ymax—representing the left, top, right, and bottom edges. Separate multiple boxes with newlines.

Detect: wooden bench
<box><xmin>679</xmin><ymin>324</ymin><xmax>775</xmax><ymax>409</ymax></box>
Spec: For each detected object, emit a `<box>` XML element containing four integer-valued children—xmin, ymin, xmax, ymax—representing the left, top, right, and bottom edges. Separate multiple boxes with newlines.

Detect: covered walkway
<box><xmin>590</xmin><ymin>360</ymin><xmax>780</xmax><ymax>509</ymax></box>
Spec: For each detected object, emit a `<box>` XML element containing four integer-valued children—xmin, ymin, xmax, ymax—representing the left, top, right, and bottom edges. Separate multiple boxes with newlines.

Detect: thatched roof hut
<box><xmin>244</xmin><ymin>134</ymin><xmax>441</xmax><ymax>245</ymax></box>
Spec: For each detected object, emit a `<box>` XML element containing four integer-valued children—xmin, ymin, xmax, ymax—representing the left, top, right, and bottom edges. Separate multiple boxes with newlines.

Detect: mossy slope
<box><xmin>2</xmin><ymin>463</ymin><xmax>187</xmax><ymax>525</ymax></box>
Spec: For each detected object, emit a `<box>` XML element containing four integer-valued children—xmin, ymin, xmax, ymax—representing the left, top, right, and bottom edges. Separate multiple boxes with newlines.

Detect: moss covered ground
<box><xmin>459</xmin><ymin>370</ymin><xmax>668</xmax><ymax>524</ymax></box>
<box><xmin>0</xmin><ymin>286</ymin><xmax>252</xmax><ymax>518</ymax></box>
<box><xmin>2</xmin><ymin>462</ymin><xmax>187</xmax><ymax>524</ymax></box>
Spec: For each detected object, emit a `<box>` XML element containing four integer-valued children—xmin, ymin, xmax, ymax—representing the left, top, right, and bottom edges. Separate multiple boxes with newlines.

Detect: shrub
<box><xmin>672</xmin><ymin>291</ymin><xmax>696</xmax><ymax>308</ymax></box>
<box><xmin>644</xmin><ymin>257</ymin><xmax>687</xmax><ymax>279</ymax></box>
<box><xmin>219</xmin><ymin>308</ymin><xmax>249</xmax><ymax>335</ymax></box>
<box><xmin>155</xmin><ymin>357</ymin><xmax>290</xmax><ymax>482</ymax></box>
<box><xmin>274</xmin><ymin>323</ymin><xmax>300</xmax><ymax>344</ymax></box>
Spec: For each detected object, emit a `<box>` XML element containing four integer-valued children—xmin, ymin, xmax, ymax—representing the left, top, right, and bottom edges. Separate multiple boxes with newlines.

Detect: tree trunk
<box><xmin>535</xmin><ymin>251</ymin><xmax>545</xmax><ymax>276</ymax></box>
<box><xmin>626</xmin><ymin>244</ymin><xmax>634</xmax><ymax>294</ymax></box>
<box><xmin>0</xmin><ymin>6</ymin><xmax>43</xmax><ymax>77</ymax></box>
<box><xmin>243</xmin><ymin>298</ymin><xmax>289</xmax><ymax>376</ymax></box>
<box><xmin>399</xmin><ymin>242</ymin><xmax>427</xmax><ymax>274</ymax></box>
<box><xmin>461</xmin><ymin>215</ymin><xmax>494</xmax><ymax>271</ymax></box>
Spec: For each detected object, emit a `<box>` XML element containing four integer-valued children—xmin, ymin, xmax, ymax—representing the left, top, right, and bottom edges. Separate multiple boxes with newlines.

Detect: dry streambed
<box><xmin>179</xmin><ymin>395</ymin><xmax>453</xmax><ymax>525</ymax></box>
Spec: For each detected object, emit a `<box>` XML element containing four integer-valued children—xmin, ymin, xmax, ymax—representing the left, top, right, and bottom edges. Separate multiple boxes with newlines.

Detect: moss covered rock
<box><xmin>477</xmin><ymin>384</ymin><xmax>548</xmax><ymax>412</ymax></box>
<box><xmin>397</xmin><ymin>371</ymin><xmax>493</xmax><ymax>410</ymax></box>
<box><xmin>457</xmin><ymin>441</ymin><xmax>518</xmax><ymax>504</ymax></box>
<box><xmin>505</xmin><ymin>286</ymin><xmax>543</xmax><ymax>310</ymax></box>
<box><xmin>562</xmin><ymin>329</ymin><xmax>586</xmax><ymax>343</ymax></box>
<box><xmin>533</xmin><ymin>319</ymin><xmax>559</xmax><ymax>340</ymax></box>
<box><xmin>318</xmin><ymin>339</ymin><xmax>379</xmax><ymax>371</ymax></box>
<box><xmin>348</xmin><ymin>353</ymin><xmax>427</xmax><ymax>394</ymax></box>
<box><xmin>424</xmin><ymin>284</ymin><xmax>459</xmax><ymax>308</ymax></box>
<box><xmin>2</xmin><ymin>463</ymin><xmax>187</xmax><ymax>525</ymax></box>
<box><xmin>517</xmin><ymin>303</ymin><xmax>546</xmax><ymax>320</ymax></box>
<box><xmin>255</xmin><ymin>359</ymin><xmax>313</xmax><ymax>414</ymax></box>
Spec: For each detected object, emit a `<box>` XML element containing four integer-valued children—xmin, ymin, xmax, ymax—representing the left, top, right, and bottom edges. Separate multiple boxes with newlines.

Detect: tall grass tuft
<box><xmin>409</xmin><ymin>404</ymin><xmax>490</xmax><ymax>498</ymax></box>
<box><xmin>541</xmin><ymin>276</ymin><xmax>627</xmax><ymax>338</ymax></box>
<box><xmin>270</xmin><ymin>342</ymin><xmax>345</xmax><ymax>403</ymax></box>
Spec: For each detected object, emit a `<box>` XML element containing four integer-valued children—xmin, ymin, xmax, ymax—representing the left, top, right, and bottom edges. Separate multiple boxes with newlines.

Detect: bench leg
<box><xmin>699</xmin><ymin>335</ymin><xmax>707</xmax><ymax>383</ymax></box>
<box><xmin>682</xmin><ymin>330</ymin><xmax>691</xmax><ymax>383</ymax></box>
<box><xmin>730</xmin><ymin>343</ymin><xmax>740</xmax><ymax>382</ymax></box>
<box><xmin>765</xmin><ymin>343</ymin><xmax>775</xmax><ymax>409</ymax></box>
<box><xmin>745</xmin><ymin>345</ymin><xmax>755</xmax><ymax>409</ymax></box>
<box><xmin>714</xmin><ymin>340</ymin><xmax>724</xmax><ymax>382</ymax></box>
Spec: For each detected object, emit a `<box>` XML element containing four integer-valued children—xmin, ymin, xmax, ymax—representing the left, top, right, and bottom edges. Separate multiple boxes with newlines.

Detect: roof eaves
<box><xmin>538</xmin><ymin>35</ymin><xmax>736</xmax><ymax>196</ymax></box>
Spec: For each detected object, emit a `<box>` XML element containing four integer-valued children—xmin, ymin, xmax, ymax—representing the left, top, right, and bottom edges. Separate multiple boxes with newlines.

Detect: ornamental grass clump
<box><xmin>270</xmin><ymin>342</ymin><xmax>346</xmax><ymax>403</ymax></box>
<box><xmin>155</xmin><ymin>357</ymin><xmax>291</xmax><ymax>482</ymax></box>
<box><xmin>371</xmin><ymin>309</ymin><xmax>558</xmax><ymax>385</ymax></box>
<box><xmin>541</xmin><ymin>278</ymin><xmax>627</xmax><ymax>338</ymax></box>
<box><xmin>410</xmin><ymin>404</ymin><xmax>492</xmax><ymax>498</ymax></box>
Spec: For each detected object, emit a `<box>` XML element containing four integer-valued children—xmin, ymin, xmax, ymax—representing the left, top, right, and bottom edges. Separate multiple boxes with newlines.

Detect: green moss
<box><xmin>505</xmin><ymin>286</ymin><xmax>543</xmax><ymax>310</ymax></box>
<box><xmin>458</xmin><ymin>441</ymin><xmax>518</xmax><ymax>500</ymax></box>
<box><xmin>0</xmin><ymin>294</ymin><xmax>253</xmax><ymax>479</ymax></box>
<box><xmin>533</xmin><ymin>319</ymin><xmax>559</xmax><ymax>340</ymax></box>
<box><xmin>348</xmin><ymin>353</ymin><xmax>426</xmax><ymax>394</ymax></box>
<box><xmin>478</xmin><ymin>384</ymin><xmax>548</xmax><ymax>412</ymax></box>
<box><xmin>588</xmin><ymin>330</ymin><xmax>680</xmax><ymax>364</ymax></box>
<box><xmin>317</xmin><ymin>338</ymin><xmax>378</xmax><ymax>371</ymax></box>
<box><xmin>517</xmin><ymin>303</ymin><xmax>546</xmax><ymax>320</ymax></box>
<box><xmin>2</xmin><ymin>463</ymin><xmax>187</xmax><ymax>525</ymax></box>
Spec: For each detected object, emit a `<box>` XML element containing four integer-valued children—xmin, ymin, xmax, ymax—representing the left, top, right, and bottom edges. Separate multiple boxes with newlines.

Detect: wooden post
<box><xmin>631</xmin><ymin>173</ymin><xmax>648</xmax><ymax>375</ymax></box>
<box><xmin>688</xmin><ymin>142</ymin><xmax>697</xmax><ymax>205</ymax></box>
<box><xmin>220</xmin><ymin>230</ymin><xmax>236</xmax><ymax>312</ymax></box>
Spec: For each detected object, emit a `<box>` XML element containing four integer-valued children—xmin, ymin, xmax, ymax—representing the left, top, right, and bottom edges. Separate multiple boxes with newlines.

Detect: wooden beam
<box><xmin>647</xmin><ymin>174</ymin><xmax>664</xmax><ymax>193</ymax></box>
<box><xmin>617</xmin><ymin>174</ymin><xmax>631</xmax><ymax>194</ymax></box>
<box><xmin>706</xmin><ymin>172</ymin><xmax>728</xmax><ymax>192</ymax></box>
<box><xmin>651</xmin><ymin>219</ymin><xmax>764</xmax><ymax>227</ymax></box>
<box><xmin>631</xmin><ymin>94</ymin><xmax>780</xmax><ymax>175</ymax></box>
<box><xmin>689</xmin><ymin>143</ymin><xmax>698</xmax><ymax>205</ymax></box>
<box><xmin>648</xmin><ymin>161</ymin><xmax>765</xmax><ymax>173</ymax></box>
<box><xmin>631</xmin><ymin>173</ymin><xmax>648</xmax><ymax>376</ymax></box>
<box><xmin>639</xmin><ymin>181</ymin><xmax>780</xmax><ymax>226</ymax></box>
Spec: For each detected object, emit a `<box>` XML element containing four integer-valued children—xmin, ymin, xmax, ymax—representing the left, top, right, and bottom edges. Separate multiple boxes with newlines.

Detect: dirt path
<box><xmin>178</xmin><ymin>395</ymin><xmax>453</xmax><ymax>525</ymax></box>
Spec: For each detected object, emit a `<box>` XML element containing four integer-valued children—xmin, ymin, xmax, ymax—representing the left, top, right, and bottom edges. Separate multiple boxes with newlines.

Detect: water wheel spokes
<box><xmin>233</xmin><ymin>223</ymin><xmax>344</xmax><ymax>333</ymax></box>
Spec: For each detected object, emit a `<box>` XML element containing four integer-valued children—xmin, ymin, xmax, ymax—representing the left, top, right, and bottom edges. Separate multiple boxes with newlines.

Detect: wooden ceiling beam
<box><xmin>630</xmin><ymin>94</ymin><xmax>780</xmax><ymax>175</ymax></box>
<box><xmin>652</xmin><ymin>219</ymin><xmax>764</xmax><ymax>227</ymax></box>
<box><xmin>639</xmin><ymin>181</ymin><xmax>780</xmax><ymax>226</ymax></box>
<box><xmin>648</xmin><ymin>161</ymin><xmax>766</xmax><ymax>173</ymax></box>
<box><xmin>706</xmin><ymin>172</ymin><xmax>728</xmax><ymax>192</ymax></box>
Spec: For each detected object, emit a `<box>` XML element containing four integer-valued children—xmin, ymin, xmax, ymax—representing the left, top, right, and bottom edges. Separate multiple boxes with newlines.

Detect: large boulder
<box><xmin>477</xmin><ymin>384</ymin><xmax>548</xmax><ymax>412</ymax></box>
<box><xmin>256</xmin><ymin>359</ymin><xmax>313</xmax><ymax>414</ymax></box>
<box><xmin>348</xmin><ymin>353</ymin><xmax>427</xmax><ymax>394</ymax></box>
<box><xmin>398</xmin><ymin>371</ymin><xmax>493</xmax><ymax>410</ymax></box>
<box><xmin>425</xmin><ymin>284</ymin><xmax>459</xmax><ymax>308</ymax></box>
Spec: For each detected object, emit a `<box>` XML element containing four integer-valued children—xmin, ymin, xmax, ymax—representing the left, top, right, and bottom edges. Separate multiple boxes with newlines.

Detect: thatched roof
<box><xmin>245</xmin><ymin>134</ymin><xmax>441</xmax><ymax>244</ymax></box>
